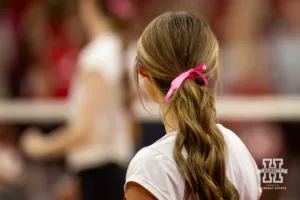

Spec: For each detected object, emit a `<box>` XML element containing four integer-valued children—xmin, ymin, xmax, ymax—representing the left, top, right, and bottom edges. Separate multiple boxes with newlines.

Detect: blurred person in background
<box><xmin>0</xmin><ymin>126</ymin><xmax>24</xmax><ymax>200</ymax></box>
<box><xmin>19</xmin><ymin>0</ymin><xmax>84</xmax><ymax>98</ymax></box>
<box><xmin>268</xmin><ymin>0</ymin><xmax>300</xmax><ymax>199</ymax></box>
<box><xmin>0</xmin><ymin>1</ymin><xmax>24</xmax><ymax>199</ymax></box>
<box><xmin>269</xmin><ymin>0</ymin><xmax>300</xmax><ymax>94</ymax></box>
<box><xmin>216</xmin><ymin>1</ymin><xmax>300</xmax><ymax>199</ymax></box>
<box><xmin>218</xmin><ymin>0</ymin><xmax>274</xmax><ymax>94</ymax></box>
<box><xmin>0</xmin><ymin>0</ymin><xmax>17</xmax><ymax>98</ymax></box>
<box><xmin>216</xmin><ymin>2</ymin><xmax>287</xmax><ymax>199</ymax></box>
<box><xmin>20</xmin><ymin>0</ymin><xmax>140</xmax><ymax>199</ymax></box>
<box><xmin>20</xmin><ymin>0</ymin><xmax>56</xmax><ymax>98</ymax></box>
<box><xmin>12</xmin><ymin>1</ymin><xmax>85</xmax><ymax>200</ymax></box>
<box><xmin>216</xmin><ymin>0</ymin><xmax>286</xmax><ymax>161</ymax></box>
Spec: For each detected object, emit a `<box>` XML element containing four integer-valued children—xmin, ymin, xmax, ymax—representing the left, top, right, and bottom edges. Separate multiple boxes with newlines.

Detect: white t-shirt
<box><xmin>66</xmin><ymin>33</ymin><xmax>136</xmax><ymax>171</ymax></box>
<box><xmin>125</xmin><ymin>124</ymin><xmax>262</xmax><ymax>200</ymax></box>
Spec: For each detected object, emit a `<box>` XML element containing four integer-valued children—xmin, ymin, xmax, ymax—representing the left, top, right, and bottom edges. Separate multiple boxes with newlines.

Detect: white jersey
<box><xmin>66</xmin><ymin>33</ymin><xmax>136</xmax><ymax>171</ymax></box>
<box><xmin>126</xmin><ymin>124</ymin><xmax>262</xmax><ymax>200</ymax></box>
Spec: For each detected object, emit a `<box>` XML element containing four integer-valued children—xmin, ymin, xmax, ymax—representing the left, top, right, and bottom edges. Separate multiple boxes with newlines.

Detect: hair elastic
<box><xmin>164</xmin><ymin>64</ymin><xmax>208</xmax><ymax>104</ymax></box>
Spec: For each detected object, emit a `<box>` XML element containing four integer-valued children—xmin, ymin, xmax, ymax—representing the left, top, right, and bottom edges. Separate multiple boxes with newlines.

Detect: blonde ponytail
<box><xmin>170</xmin><ymin>79</ymin><xmax>238</xmax><ymax>199</ymax></box>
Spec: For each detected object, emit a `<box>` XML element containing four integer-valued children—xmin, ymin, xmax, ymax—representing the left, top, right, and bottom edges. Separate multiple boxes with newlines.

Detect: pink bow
<box><xmin>164</xmin><ymin>64</ymin><xmax>208</xmax><ymax>104</ymax></box>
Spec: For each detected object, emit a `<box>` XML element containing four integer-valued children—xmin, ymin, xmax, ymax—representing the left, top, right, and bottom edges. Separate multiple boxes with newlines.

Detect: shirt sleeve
<box><xmin>125</xmin><ymin>147</ymin><xmax>184</xmax><ymax>200</ymax></box>
<box><xmin>78</xmin><ymin>33</ymin><xmax>122</xmax><ymax>77</ymax></box>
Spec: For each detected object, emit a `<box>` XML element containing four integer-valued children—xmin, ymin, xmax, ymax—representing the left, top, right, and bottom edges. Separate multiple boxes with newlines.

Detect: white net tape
<box><xmin>0</xmin><ymin>96</ymin><xmax>300</xmax><ymax>123</ymax></box>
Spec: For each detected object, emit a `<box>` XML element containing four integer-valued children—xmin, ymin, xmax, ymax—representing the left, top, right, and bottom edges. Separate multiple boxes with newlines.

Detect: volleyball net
<box><xmin>1</xmin><ymin>96</ymin><xmax>299</xmax><ymax>123</ymax></box>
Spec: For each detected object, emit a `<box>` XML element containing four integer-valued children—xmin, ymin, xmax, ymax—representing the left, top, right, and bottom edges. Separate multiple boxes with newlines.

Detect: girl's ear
<box><xmin>138</xmin><ymin>65</ymin><xmax>150</xmax><ymax>78</ymax></box>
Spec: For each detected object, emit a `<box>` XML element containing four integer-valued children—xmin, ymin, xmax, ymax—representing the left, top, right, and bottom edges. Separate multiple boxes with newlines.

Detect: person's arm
<box><xmin>46</xmin><ymin>70</ymin><xmax>106</xmax><ymax>157</ymax></box>
<box><xmin>126</xmin><ymin>182</ymin><xmax>157</xmax><ymax>200</ymax></box>
<box><xmin>21</xmin><ymin>70</ymin><xmax>107</xmax><ymax>160</ymax></box>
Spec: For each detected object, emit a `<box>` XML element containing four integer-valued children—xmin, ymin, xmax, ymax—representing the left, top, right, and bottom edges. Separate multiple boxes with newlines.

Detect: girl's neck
<box><xmin>161</xmin><ymin>104</ymin><xmax>179</xmax><ymax>134</ymax></box>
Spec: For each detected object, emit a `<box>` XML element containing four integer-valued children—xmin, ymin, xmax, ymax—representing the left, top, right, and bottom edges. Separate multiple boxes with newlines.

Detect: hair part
<box><xmin>135</xmin><ymin>12</ymin><xmax>239</xmax><ymax>200</ymax></box>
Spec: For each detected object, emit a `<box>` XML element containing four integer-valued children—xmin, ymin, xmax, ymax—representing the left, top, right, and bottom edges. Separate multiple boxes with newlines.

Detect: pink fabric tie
<box><xmin>164</xmin><ymin>64</ymin><xmax>208</xmax><ymax>104</ymax></box>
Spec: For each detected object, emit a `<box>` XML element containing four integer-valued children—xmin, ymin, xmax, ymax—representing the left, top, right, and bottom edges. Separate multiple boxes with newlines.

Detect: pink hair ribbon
<box><xmin>164</xmin><ymin>64</ymin><xmax>208</xmax><ymax>104</ymax></box>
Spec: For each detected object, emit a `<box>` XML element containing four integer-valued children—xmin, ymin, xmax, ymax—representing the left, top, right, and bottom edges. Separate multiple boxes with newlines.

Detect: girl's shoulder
<box><xmin>127</xmin><ymin>131</ymin><xmax>179</xmax><ymax>174</ymax></box>
<box><xmin>125</xmin><ymin>140</ymin><xmax>185</xmax><ymax>200</ymax></box>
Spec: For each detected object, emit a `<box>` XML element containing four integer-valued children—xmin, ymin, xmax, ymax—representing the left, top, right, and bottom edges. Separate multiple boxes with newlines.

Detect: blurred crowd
<box><xmin>0</xmin><ymin>0</ymin><xmax>300</xmax><ymax>200</ymax></box>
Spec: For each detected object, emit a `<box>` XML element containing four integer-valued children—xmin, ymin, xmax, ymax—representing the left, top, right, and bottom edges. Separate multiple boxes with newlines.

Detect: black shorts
<box><xmin>78</xmin><ymin>163</ymin><xmax>126</xmax><ymax>200</ymax></box>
